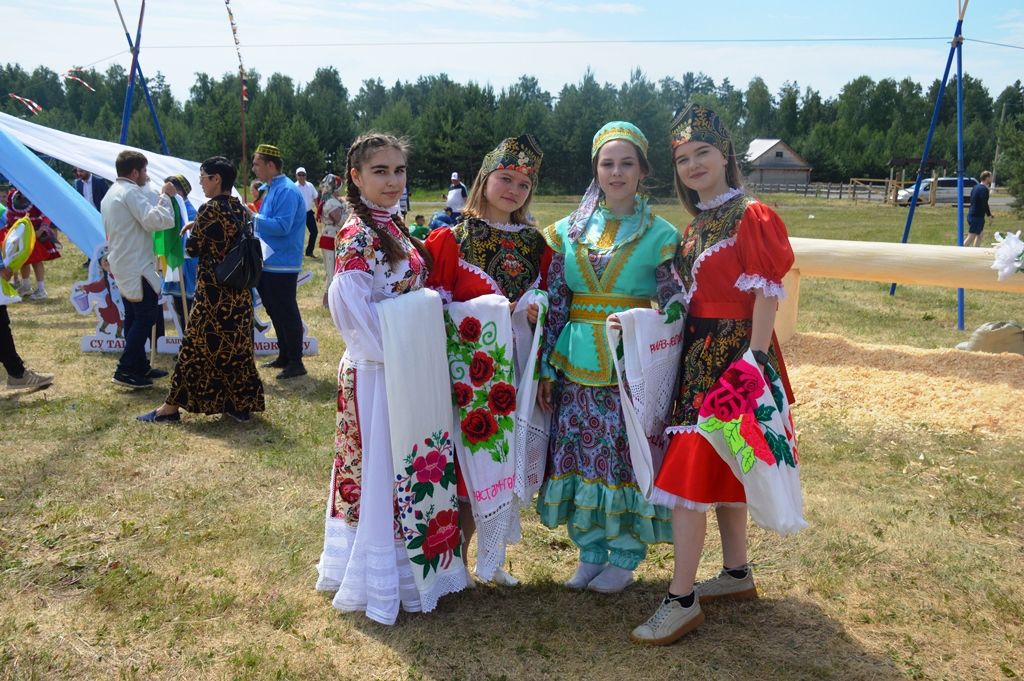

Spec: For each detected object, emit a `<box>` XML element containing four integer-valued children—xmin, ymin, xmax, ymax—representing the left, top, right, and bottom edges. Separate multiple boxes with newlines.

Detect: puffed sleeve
<box><xmin>423</xmin><ymin>226</ymin><xmax>458</xmax><ymax>304</ymax></box>
<box><xmin>734</xmin><ymin>202</ymin><xmax>795</xmax><ymax>299</ymax></box>
<box><xmin>327</xmin><ymin>221</ymin><xmax>384</xmax><ymax>362</ymax></box>
<box><xmin>536</xmin><ymin>245</ymin><xmax>554</xmax><ymax>291</ymax></box>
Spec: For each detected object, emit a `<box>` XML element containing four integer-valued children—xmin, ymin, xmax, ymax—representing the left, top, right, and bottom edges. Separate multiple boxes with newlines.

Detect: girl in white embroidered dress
<box><xmin>316</xmin><ymin>133</ymin><xmax>444</xmax><ymax>625</ymax></box>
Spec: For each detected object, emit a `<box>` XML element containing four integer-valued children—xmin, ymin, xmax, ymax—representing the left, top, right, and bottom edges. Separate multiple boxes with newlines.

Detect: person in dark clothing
<box><xmin>965</xmin><ymin>171</ymin><xmax>994</xmax><ymax>247</ymax></box>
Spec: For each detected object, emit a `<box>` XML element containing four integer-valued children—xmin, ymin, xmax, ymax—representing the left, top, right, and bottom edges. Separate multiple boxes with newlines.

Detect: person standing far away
<box><xmin>75</xmin><ymin>168</ymin><xmax>110</xmax><ymax>268</ymax></box>
<box><xmin>100</xmin><ymin>150</ymin><xmax>175</xmax><ymax>389</ymax></box>
<box><xmin>295</xmin><ymin>167</ymin><xmax>319</xmax><ymax>258</ymax></box>
<box><xmin>443</xmin><ymin>172</ymin><xmax>468</xmax><ymax>220</ymax></box>
<box><xmin>249</xmin><ymin>144</ymin><xmax>309</xmax><ymax>379</ymax></box>
<box><xmin>964</xmin><ymin>170</ymin><xmax>994</xmax><ymax>247</ymax></box>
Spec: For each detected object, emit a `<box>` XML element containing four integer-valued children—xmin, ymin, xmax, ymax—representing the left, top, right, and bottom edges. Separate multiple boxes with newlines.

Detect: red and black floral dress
<box><xmin>653</xmin><ymin>194</ymin><xmax>795</xmax><ymax>510</ymax></box>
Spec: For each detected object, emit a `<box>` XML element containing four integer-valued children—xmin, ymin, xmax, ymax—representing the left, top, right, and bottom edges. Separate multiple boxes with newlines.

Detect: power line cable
<box><xmin>966</xmin><ymin>38</ymin><xmax>1024</xmax><ymax>50</ymax></box>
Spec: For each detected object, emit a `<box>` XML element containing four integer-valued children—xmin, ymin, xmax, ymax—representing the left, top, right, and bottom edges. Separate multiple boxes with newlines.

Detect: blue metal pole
<box><xmin>955</xmin><ymin>36</ymin><xmax>965</xmax><ymax>330</ymax></box>
<box><xmin>890</xmin><ymin>19</ymin><xmax>963</xmax><ymax>296</ymax></box>
<box><xmin>118</xmin><ymin>1</ymin><xmax>145</xmax><ymax>145</ymax></box>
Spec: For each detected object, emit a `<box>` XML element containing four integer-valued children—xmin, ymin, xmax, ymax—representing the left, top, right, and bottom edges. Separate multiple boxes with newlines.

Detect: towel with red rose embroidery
<box><xmin>379</xmin><ymin>288</ymin><xmax>469</xmax><ymax>613</ymax></box>
<box><xmin>445</xmin><ymin>293</ymin><xmax>520</xmax><ymax>582</ymax></box>
<box><xmin>696</xmin><ymin>349</ymin><xmax>806</xmax><ymax>536</ymax></box>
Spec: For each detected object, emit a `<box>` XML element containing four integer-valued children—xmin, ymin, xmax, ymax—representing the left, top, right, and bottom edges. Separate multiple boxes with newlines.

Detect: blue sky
<box><xmin>5</xmin><ymin>1</ymin><xmax>1022</xmax><ymax>102</ymax></box>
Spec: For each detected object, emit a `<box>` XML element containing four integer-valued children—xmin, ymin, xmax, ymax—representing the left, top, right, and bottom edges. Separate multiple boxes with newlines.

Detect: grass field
<box><xmin>1</xmin><ymin>195</ymin><xmax>1022</xmax><ymax>680</ymax></box>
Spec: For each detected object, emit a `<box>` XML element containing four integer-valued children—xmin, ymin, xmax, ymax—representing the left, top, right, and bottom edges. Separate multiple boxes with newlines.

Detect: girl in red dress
<box><xmin>2</xmin><ymin>189</ymin><xmax>61</xmax><ymax>300</ymax></box>
<box><xmin>631</xmin><ymin>104</ymin><xmax>795</xmax><ymax>645</ymax></box>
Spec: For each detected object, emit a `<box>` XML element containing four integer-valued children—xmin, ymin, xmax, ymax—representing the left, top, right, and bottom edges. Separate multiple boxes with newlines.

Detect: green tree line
<box><xmin>2</xmin><ymin>62</ymin><xmax>1023</xmax><ymax>206</ymax></box>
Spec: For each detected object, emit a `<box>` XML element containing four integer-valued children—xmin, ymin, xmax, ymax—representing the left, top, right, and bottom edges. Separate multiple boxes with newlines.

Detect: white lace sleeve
<box><xmin>328</xmin><ymin>270</ymin><xmax>384</xmax><ymax>362</ymax></box>
<box><xmin>734</xmin><ymin>273</ymin><xmax>786</xmax><ymax>300</ymax></box>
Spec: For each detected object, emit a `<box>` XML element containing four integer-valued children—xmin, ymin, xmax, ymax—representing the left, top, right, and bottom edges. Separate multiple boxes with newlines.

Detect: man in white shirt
<box><xmin>444</xmin><ymin>171</ymin><xmax>468</xmax><ymax>218</ymax></box>
<box><xmin>100</xmin><ymin>150</ymin><xmax>175</xmax><ymax>389</ymax></box>
<box><xmin>295</xmin><ymin>167</ymin><xmax>319</xmax><ymax>257</ymax></box>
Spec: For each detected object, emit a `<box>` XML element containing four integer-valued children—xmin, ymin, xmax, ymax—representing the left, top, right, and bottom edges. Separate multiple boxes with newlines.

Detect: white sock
<box><xmin>587</xmin><ymin>564</ymin><xmax>634</xmax><ymax>593</ymax></box>
<box><xmin>565</xmin><ymin>561</ymin><xmax>606</xmax><ymax>589</ymax></box>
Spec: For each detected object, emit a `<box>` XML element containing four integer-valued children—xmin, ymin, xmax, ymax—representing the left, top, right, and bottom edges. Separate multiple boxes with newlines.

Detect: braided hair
<box><xmin>345</xmin><ymin>133</ymin><xmax>432</xmax><ymax>268</ymax></box>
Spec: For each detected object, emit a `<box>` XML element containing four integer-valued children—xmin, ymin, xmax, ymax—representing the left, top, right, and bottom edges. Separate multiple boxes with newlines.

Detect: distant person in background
<box><xmin>75</xmin><ymin>168</ymin><xmax>110</xmax><ymax>268</ymax></box>
<box><xmin>964</xmin><ymin>170</ymin><xmax>994</xmax><ymax>247</ymax></box>
<box><xmin>429</xmin><ymin>207</ymin><xmax>455</xmax><ymax>231</ymax></box>
<box><xmin>249</xmin><ymin>144</ymin><xmax>308</xmax><ymax>379</ymax></box>
<box><xmin>75</xmin><ymin>168</ymin><xmax>110</xmax><ymax>211</ymax></box>
<box><xmin>1</xmin><ymin>254</ymin><xmax>54</xmax><ymax>389</ymax></box>
<box><xmin>248</xmin><ymin>180</ymin><xmax>266</xmax><ymax>212</ymax></box>
<box><xmin>318</xmin><ymin>173</ymin><xmax>349</xmax><ymax>306</ymax></box>
<box><xmin>3</xmin><ymin>189</ymin><xmax>60</xmax><ymax>301</ymax></box>
<box><xmin>295</xmin><ymin>167</ymin><xmax>319</xmax><ymax>257</ymax></box>
<box><xmin>409</xmin><ymin>213</ymin><xmax>429</xmax><ymax>239</ymax></box>
<box><xmin>137</xmin><ymin>156</ymin><xmax>265</xmax><ymax>423</ymax></box>
<box><xmin>160</xmin><ymin>175</ymin><xmax>198</xmax><ymax>331</ymax></box>
<box><xmin>101</xmin><ymin>150</ymin><xmax>175</xmax><ymax>389</ymax></box>
<box><xmin>400</xmin><ymin>185</ymin><xmax>411</xmax><ymax>218</ymax></box>
<box><xmin>444</xmin><ymin>172</ymin><xmax>468</xmax><ymax>219</ymax></box>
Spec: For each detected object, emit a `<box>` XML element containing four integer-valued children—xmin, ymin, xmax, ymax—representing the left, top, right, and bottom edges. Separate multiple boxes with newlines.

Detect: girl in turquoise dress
<box><xmin>537</xmin><ymin>122</ymin><xmax>681</xmax><ymax>594</ymax></box>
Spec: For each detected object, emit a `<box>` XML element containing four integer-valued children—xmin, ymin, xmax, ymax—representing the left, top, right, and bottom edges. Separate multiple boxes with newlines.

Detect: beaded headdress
<box><xmin>591</xmin><ymin>121</ymin><xmax>649</xmax><ymax>160</ymax></box>
<box><xmin>670</xmin><ymin>103</ymin><xmax>731</xmax><ymax>156</ymax></box>
<box><xmin>481</xmin><ymin>134</ymin><xmax>544</xmax><ymax>184</ymax></box>
<box><xmin>254</xmin><ymin>143</ymin><xmax>282</xmax><ymax>159</ymax></box>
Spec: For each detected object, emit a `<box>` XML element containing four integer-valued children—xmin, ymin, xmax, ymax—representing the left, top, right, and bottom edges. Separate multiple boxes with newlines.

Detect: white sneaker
<box><xmin>630</xmin><ymin>597</ymin><xmax>704</xmax><ymax>645</ymax></box>
<box><xmin>695</xmin><ymin>566</ymin><xmax>757</xmax><ymax>604</ymax></box>
<box><xmin>565</xmin><ymin>561</ymin><xmax>606</xmax><ymax>589</ymax></box>
<box><xmin>27</xmin><ymin>288</ymin><xmax>48</xmax><ymax>301</ymax></box>
<box><xmin>586</xmin><ymin>564</ymin><xmax>634</xmax><ymax>594</ymax></box>
<box><xmin>16</xmin><ymin>280</ymin><xmax>32</xmax><ymax>296</ymax></box>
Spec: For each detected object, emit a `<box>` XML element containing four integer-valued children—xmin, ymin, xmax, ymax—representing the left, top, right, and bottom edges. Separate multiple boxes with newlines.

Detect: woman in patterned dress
<box><xmin>424</xmin><ymin>134</ymin><xmax>550</xmax><ymax>587</ymax></box>
<box><xmin>137</xmin><ymin>156</ymin><xmax>265</xmax><ymax>424</ymax></box>
<box><xmin>631</xmin><ymin>104</ymin><xmax>795</xmax><ymax>645</ymax></box>
<box><xmin>315</xmin><ymin>133</ymin><xmax>465</xmax><ymax>625</ymax></box>
<box><xmin>536</xmin><ymin>122</ymin><xmax>681</xmax><ymax>595</ymax></box>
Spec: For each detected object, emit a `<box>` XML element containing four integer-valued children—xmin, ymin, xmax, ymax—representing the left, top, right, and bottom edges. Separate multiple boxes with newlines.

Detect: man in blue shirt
<box><xmin>964</xmin><ymin>170</ymin><xmax>994</xmax><ymax>248</ymax></box>
<box><xmin>250</xmin><ymin>143</ymin><xmax>308</xmax><ymax>379</ymax></box>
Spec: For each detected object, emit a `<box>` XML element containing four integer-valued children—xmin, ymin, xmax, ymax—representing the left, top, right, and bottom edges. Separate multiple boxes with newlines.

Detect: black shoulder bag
<box><xmin>215</xmin><ymin>206</ymin><xmax>263</xmax><ymax>290</ymax></box>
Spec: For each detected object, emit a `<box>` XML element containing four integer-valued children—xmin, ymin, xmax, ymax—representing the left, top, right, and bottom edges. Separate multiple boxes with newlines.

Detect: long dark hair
<box><xmin>345</xmin><ymin>132</ymin><xmax>432</xmax><ymax>267</ymax></box>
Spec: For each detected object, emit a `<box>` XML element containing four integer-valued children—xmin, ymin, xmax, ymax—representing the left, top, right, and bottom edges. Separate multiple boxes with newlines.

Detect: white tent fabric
<box><xmin>0</xmin><ymin>112</ymin><xmax>231</xmax><ymax>207</ymax></box>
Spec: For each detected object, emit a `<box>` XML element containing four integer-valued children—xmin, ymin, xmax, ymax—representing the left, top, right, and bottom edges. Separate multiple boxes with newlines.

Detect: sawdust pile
<box><xmin>785</xmin><ymin>332</ymin><xmax>1024</xmax><ymax>436</ymax></box>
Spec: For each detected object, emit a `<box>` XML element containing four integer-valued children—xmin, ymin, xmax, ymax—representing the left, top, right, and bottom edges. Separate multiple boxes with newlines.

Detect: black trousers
<box><xmin>256</xmin><ymin>271</ymin><xmax>304</xmax><ymax>365</ymax></box>
<box><xmin>0</xmin><ymin>305</ymin><xmax>26</xmax><ymax>378</ymax></box>
<box><xmin>305</xmin><ymin>210</ymin><xmax>318</xmax><ymax>256</ymax></box>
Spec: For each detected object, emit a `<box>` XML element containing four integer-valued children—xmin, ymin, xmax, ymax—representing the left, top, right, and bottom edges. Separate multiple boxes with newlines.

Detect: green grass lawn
<box><xmin>0</xmin><ymin>195</ymin><xmax>1021</xmax><ymax>680</ymax></box>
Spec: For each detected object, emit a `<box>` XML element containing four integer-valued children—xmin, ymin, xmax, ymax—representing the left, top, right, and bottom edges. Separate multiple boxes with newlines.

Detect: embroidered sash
<box><xmin>510</xmin><ymin>289</ymin><xmax>549</xmax><ymax>503</ymax></box>
<box><xmin>446</xmin><ymin>294</ymin><xmax>520</xmax><ymax>581</ymax></box>
<box><xmin>606</xmin><ymin>301</ymin><xmax>685</xmax><ymax>500</ymax></box>
<box><xmin>379</xmin><ymin>289</ymin><xmax>469</xmax><ymax>611</ymax></box>
<box><xmin>695</xmin><ymin>349</ymin><xmax>806</xmax><ymax>536</ymax></box>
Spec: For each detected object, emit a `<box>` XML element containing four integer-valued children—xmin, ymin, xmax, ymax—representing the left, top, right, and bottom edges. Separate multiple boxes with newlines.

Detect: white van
<box><xmin>897</xmin><ymin>177</ymin><xmax>978</xmax><ymax>206</ymax></box>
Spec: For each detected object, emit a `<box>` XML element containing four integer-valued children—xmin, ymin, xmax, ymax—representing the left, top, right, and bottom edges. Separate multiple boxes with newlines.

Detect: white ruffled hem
<box><xmin>664</xmin><ymin>424</ymin><xmax>701</xmax><ymax>436</ymax></box>
<box><xmin>734</xmin><ymin>273</ymin><xmax>786</xmax><ymax>299</ymax></box>
<box><xmin>649</xmin><ymin>486</ymin><xmax>747</xmax><ymax>513</ymax></box>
